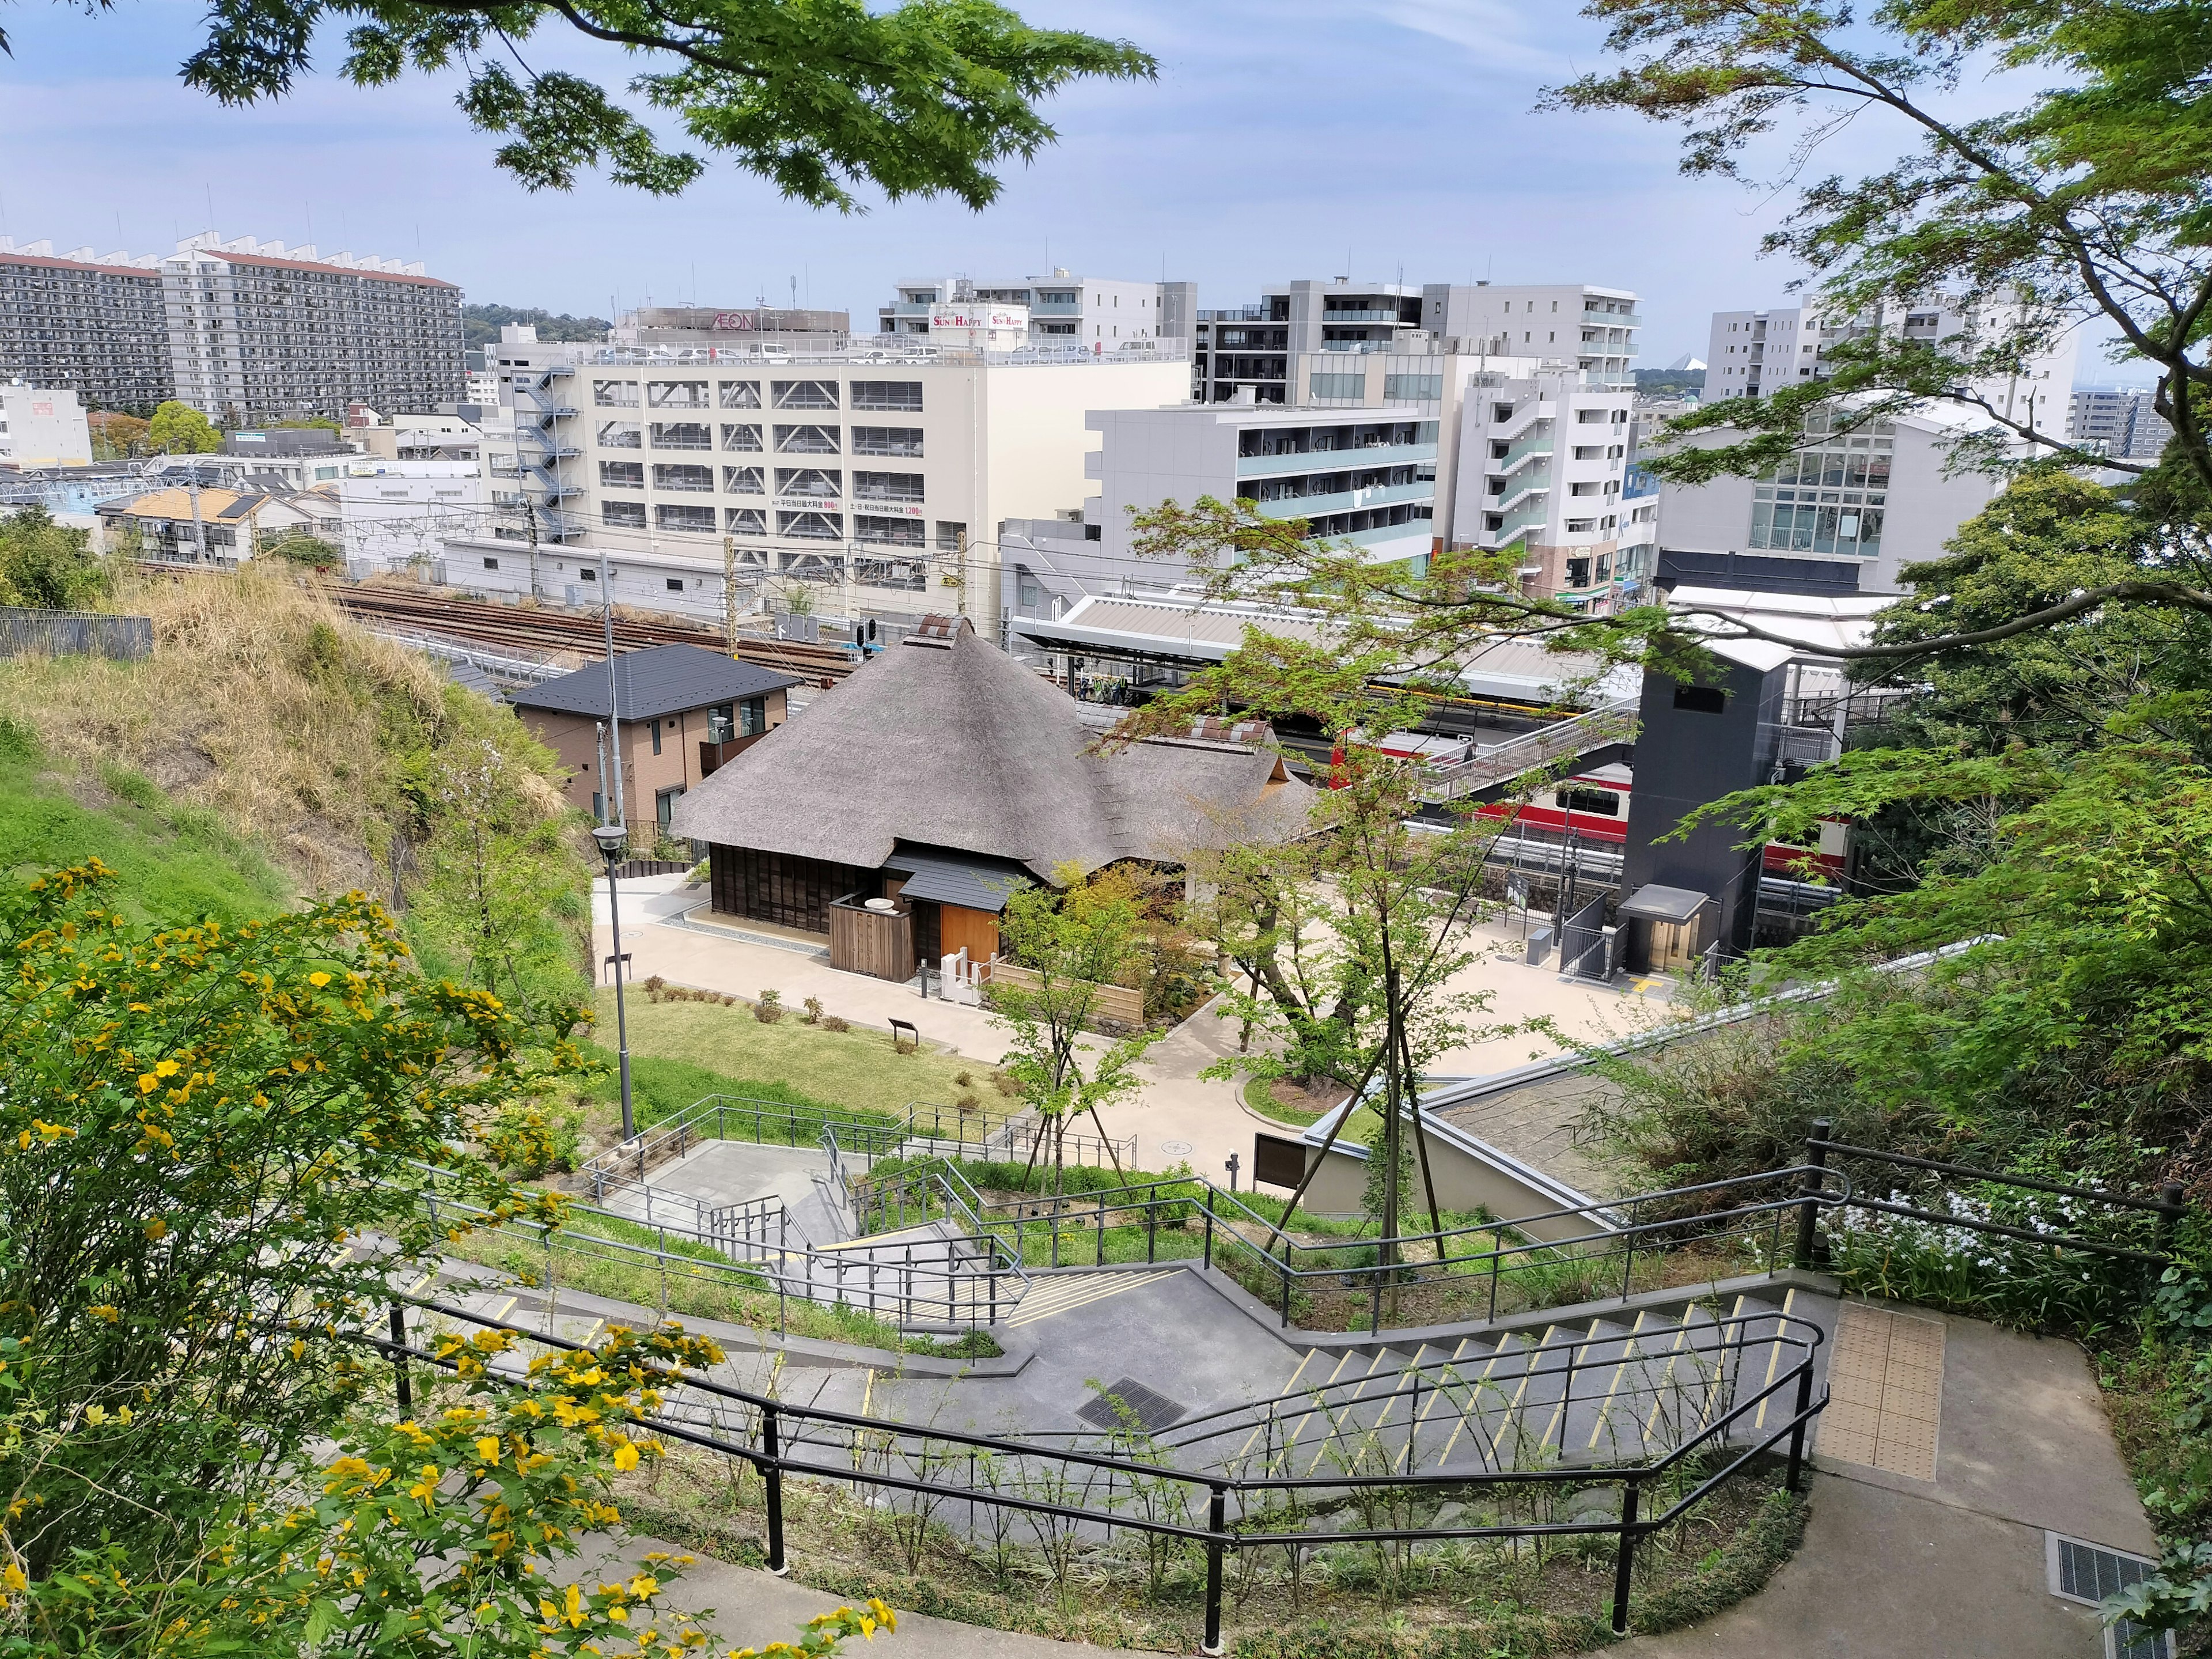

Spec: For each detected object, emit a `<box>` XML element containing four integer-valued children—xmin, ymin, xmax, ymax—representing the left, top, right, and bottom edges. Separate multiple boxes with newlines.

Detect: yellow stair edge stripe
<box><xmin>1589</xmin><ymin>1311</ymin><xmax>1653</xmax><ymax>1451</ymax></box>
<box><xmin>1753</xmin><ymin>1288</ymin><xmax>1799</xmax><ymax>1432</ymax></box>
<box><xmin>1236</xmin><ymin>1350</ymin><xmax>1323</xmax><ymax>1463</ymax></box>
<box><xmin>1002</xmin><ymin>1270</ymin><xmax>1176</xmax><ymax>1327</ymax></box>
<box><xmin>1493</xmin><ymin>1326</ymin><xmax>1560</xmax><ymax>1459</ymax></box>
<box><xmin>1433</xmin><ymin>1335</ymin><xmax>1511</xmax><ymax>1471</ymax></box>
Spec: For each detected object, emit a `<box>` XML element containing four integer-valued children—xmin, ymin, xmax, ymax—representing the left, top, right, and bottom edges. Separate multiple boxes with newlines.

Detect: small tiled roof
<box><xmin>510</xmin><ymin>643</ymin><xmax>798</xmax><ymax>722</ymax></box>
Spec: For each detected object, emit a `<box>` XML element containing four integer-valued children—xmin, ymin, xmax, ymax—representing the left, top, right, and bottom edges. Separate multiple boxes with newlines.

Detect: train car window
<box><xmin>1558</xmin><ymin>788</ymin><xmax>1623</xmax><ymax>816</ymax></box>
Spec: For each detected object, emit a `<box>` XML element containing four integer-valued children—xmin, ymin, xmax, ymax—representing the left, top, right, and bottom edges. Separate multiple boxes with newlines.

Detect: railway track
<box><xmin>319</xmin><ymin>584</ymin><xmax>861</xmax><ymax>683</ymax></box>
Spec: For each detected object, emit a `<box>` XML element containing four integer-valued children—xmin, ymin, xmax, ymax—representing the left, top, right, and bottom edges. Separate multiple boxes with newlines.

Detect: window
<box><xmin>1309</xmin><ymin>373</ymin><xmax>1363</xmax><ymax>399</ymax></box>
<box><xmin>655</xmin><ymin>784</ymin><xmax>684</xmax><ymax>830</ymax></box>
<box><xmin>600</xmin><ymin>460</ymin><xmax>644</xmax><ymax>487</ymax></box>
<box><xmin>603</xmin><ymin>501</ymin><xmax>646</xmax><ymax>528</ymax></box>
<box><xmin>851</xmin><ymin>381</ymin><xmax>922</xmax><ymax>411</ymax></box>
<box><xmin>853</xmin><ymin>470</ymin><xmax>923</xmax><ymax>502</ymax></box>
<box><xmin>723</xmin><ymin>465</ymin><xmax>764</xmax><ymax>494</ymax></box>
<box><xmin>482</xmin><ymin>555</ymin><xmax>499</xmax><ymax>570</ymax></box>
<box><xmin>651</xmin><ymin>422</ymin><xmax>711</xmax><ymax>450</ymax></box>
<box><xmin>852</xmin><ymin>426</ymin><xmax>923</xmax><ymax>457</ymax></box>
<box><xmin>650</xmin><ymin>719</ymin><xmax>662</xmax><ymax>756</ymax></box>
<box><xmin>1569</xmin><ymin>481</ymin><xmax>1599</xmax><ymax>496</ymax></box>
<box><xmin>593</xmin><ymin>380</ymin><xmax>638</xmax><ymax>406</ymax></box>
<box><xmin>654</xmin><ymin>463</ymin><xmax>714</xmax><ymax>491</ymax></box>
<box><xmin>1559</xmin><ymin>787</ymin><xmax>1622</xmax><ymax>816</ymax></box>
<box><xmin>726</xmin><ymin>507</ymin><xmax>766</xmax><ymax>534</ymax></box>
<box><xmin>1383</xmin><ymin>373</ymin><xmax>1442</xmax><ymax>400</ymax></box>
<box><xmin>779</xmin><ymin>510</ymin><xmax>843</xmax><ymax>539</ymax></box>
<box><xmin>775</xmin><ymin>424</ymin><xmax>840</xmax><ymax>453</ymax></box>
<box><xmin>722</xmin><ymin>423</ymin><xmax>763</xmax><ymax>451</ymax></box>
<box><xmin>1572</xmin><ymin>445</ymin><xmax>1603</xmax><ymax>460</ymax></box>
<box><xmin>772</xmin><ymin>380</ymin><xmax>839</xmax><ymax>410</ymax></box>
<box><xmin>935</xmin><ymin>520</ymin><xmax>967</xmax><ymax>551</ymax></box>
<box><xmin>854</xmin><ymin>514</ymin><xmax>923</xmax><ymax>547</ymax></box>
<box><xmin>1017</xmin><ymin>569</ymin><xmax>1041</xmax><ymax>608</ymax></box>
<box><xmin>774</xmin><ymin>467</ymin><xmax>842</xmax><ymax>499</ymax></box>
<box><xmin>665</xmin><ymin>578</ymin><xmax>684</xmax><ymax>593</ymax></box>
<box><xmin>1567</xmin><ymin>558</ymin><xmax>1591</xmax><ymax>588</ymax></box>
<box><xmin>1576</xmin><ymin>408</ymin><xmax>1605</xmax><ymax>423</ymax></box>
<box><xmin>1673</xmin><ymin>684</ymin><xmax>1729</xmax><ymax>714</ymax></box>
<box><xmin>647</xmin><ymin>380</ymin><xmax>709</xmax><ymax>408</ymax></box>
<box><xmin>598</xmin><ymin>421</ymin><xmax>642</xmax><ymax>448</ymax></box>
<box><xmin>656</xmin><ymin>503</ymin><xmax>717</xmax><ymax>532</ymax></box>
<box><xmin>718</xmin><ymin>380</ymin><xmax>761</xmax><ymax>408</ymax></box>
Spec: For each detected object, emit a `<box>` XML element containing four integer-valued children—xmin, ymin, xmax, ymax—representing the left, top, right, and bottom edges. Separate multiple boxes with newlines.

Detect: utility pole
<box><xmin>525</xmin><ymin>499</ymin><xmax>540</xmax><ymax>602</ymax></box>
<box><xmin>596</xmin><ymin>546</ymin><xmax>635</xmax><ymax>1142</ymax></box>
<box><xmin>187</xmin><ymin>477</ymin><xmax>205</xmax><ymax>565</ymax></box>
<box><xmin>722</xmin><ymin>533</ymin><xmax>738</xmax><ymax>653</ymax></box>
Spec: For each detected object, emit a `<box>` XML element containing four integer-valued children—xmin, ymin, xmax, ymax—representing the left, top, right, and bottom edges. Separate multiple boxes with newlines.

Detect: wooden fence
<box><xmin>982</xmin><ymin>958</ymin><xmax>1145</xmax><ymax>1028</ymax></box>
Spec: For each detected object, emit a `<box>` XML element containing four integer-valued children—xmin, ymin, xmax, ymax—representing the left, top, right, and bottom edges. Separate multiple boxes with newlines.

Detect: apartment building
<box><xmin>0</xmin><ymin>230</ymin><xmax>465</xmax><ymax>423</ymax></box>
<box><xmin>162</xmin><ymin>233</ymin><xmax>464</xmax><ymax>424</ymax></box>
<box><xmin>0</xmin><ymin>240</ymin><xmax>170</xmax><ymax>412</ymax></box>
<box><xmin>1421</xmin><ymin>284</ymin><xmax>1642</xmax><ymax>382</ymax></box>
<box><xmin>1706</xmin><ymin>296</ymin><xmax>2076</xmax><ymax>437</ymax></box>
<box><xmin>2069</xmin><ymin>384</ymin><xmax>2172</xmax><ymax>462</ymax></box>
<box><xmin>1194</xmin><ymin>281</ymin><xmax>1424</xmax><ymax>404</ymax></box>
<box><xmin>1653</xmin><ymin>403</ymin><xmax>2016</xmax><ymax>596</ymax></box>
<box><xmin>880</xmin><ymin>272</ymin><xmax>1172</xmax><ymax>350</ymax></box>
<box><xmin>1192</xmin><ymin>280</ymin><xmax>1641</xmax><ymax>407</ymax></box>
<box><xmin>1448</xmin><ymin>368</ymin><xmax>1654</xmax><ymax>612</ymax></box>
<box><xmin>444</xmin><ymin>342</ymin><xmax>1192</xmax><ymax>623</ymax></box>
<box><xmin>0</xmin><ymin>384</ymin><xmax>93</xmax><ymax>466</ymax></box>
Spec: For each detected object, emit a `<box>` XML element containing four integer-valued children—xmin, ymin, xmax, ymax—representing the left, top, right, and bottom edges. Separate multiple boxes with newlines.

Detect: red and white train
<box><xmin>1335</xmin><ymin>733</ymin><xmax>1846</xmax><ymax>880</ymax></box>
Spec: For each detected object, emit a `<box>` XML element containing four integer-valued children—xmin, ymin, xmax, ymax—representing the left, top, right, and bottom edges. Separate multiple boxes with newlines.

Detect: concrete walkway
<box><xmin>1622</xmin><ymin>1301</ymin><xmax>2154</xmax><ymax>1657</ymax></box>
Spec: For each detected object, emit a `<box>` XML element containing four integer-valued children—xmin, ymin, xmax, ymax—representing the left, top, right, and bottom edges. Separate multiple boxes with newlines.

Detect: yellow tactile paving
<box><xmin>1001</xmin><ymin>1268</ymin><xmax>1179</xmax><ymax>1327</ymax></box>
<box><xmin>1819</xmin><ymin>1302</ymin><xmax>1944</xmax><ymax>1480</ymax></box>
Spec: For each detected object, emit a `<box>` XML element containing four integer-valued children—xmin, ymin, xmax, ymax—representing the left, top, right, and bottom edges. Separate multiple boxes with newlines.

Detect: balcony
<box><xmin>1487</xmin><ymin>474</ymin><xmax>1550</xmax><ymax>514</ymax></box>
<box><xmin>1583</xmin><ymin>308</ymin><xmax>1641</xmax><ymax>326</ymax></box>
<box><xmin>699</xmin><ymin>732</ymin><xmax>769</xmax><ymax>778</ymax></box>
<box><xmin>1321</xmin><ymin>309</ymin><xmax>1411</xmax><ymax>323</ymax></box>
<box><xmin>1492</xmin><ymin>432</ymin><xmax>1552</xmax><ymax>476</ymax></box>
<box><xmin>1032</xmin><ymin>300</ymin><xmax>1080</xmax><ymax>315</ymax></box>
<box><xmin>1482</xmin><ymin>501</ymin><xmax>1552</xmax><ymax>546</ymax></box>
<box><xmin>1200</xmin><ymin>306</ymin><xmax>1268</xmax><ymax>322</ymax></box>
<box><xmin>1253</xmin><ymin>479</ymin><xmax>1433</xmax><ymax>521</ymax></box>
<box><xmin>1236</xmin><ymin>440</ymin><xmax>1437</xmax><ymax>479</ymax></box>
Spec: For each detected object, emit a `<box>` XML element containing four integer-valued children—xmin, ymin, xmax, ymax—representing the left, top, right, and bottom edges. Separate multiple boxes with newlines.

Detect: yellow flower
<box><xmin>90</xmin><ymin>1305</ymin><xmax>119</xmax><ymax>1323</ymax></box>
<box><xmin>308</xmin><ymin>972</ymin><xmax>332</xmax><ymax>988</ymax></box>
<box><xmin>84</xmin><ymin>1405</ymin><xmax>108</xmax><ymax>1426</ymax></box>
<box><xmin>611</xmin><ymin>1441</ymin><xmax>640</xmax><ymax>1472</ymax></box>
<box><xmin>153</xmin><ymin>1059</ymin><xmax>180</xmax><ymax>1078</ymax></box>
<box><xmin>138</xmin><ymin>1075</ymin><xmax>160</xmax><ymax>1094</ymax></box>
<box><xmin>144</xmin><ymin>1218</ymin><xmax>169</xmax><ymax>1243</ymax></box>
<box><xmin>475</xmin><ymin>1437</ymin><xmax>501</xmax><ymax>1464</ymax></box>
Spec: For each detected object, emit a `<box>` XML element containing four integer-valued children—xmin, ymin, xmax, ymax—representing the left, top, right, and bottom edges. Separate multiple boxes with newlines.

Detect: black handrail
<box><xmin>1807</xmin><ymin>1137</ymin><xmax>2186</xmax><ymax>1216</ymax></box>
<box><xmin>368</xmin><ymin>1289</ymin><xmax>1827</xmax><ymax>1642</ymax></box>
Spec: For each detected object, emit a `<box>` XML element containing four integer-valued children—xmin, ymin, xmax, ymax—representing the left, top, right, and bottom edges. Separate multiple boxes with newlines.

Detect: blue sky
<box><xmin>0</xmin><ymin>1</ymin><xmax>2122</xmax><ymax>373</ymax></box>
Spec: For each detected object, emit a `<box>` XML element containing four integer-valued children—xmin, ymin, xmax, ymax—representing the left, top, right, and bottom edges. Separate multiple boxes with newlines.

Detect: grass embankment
<box><xmin>588</xmin><ymin>986</ymin><xmax>1005</xmax><ymax>1122</ymax></box>
<box><xmin>0</xmin><ymin>565</ymin><xmax>590</xmax><ymax>1005</ymax></box>
<box><xmin>623</xmin><ymin>1445</ymin><xmax>1809</xmax><ymax>1656</ymax></box>
<box><xmin>1242</xmin><ymin>1074</ymin><xmax>1377</xmax><ymax>1140</ymax></box>
<box><xmin>0</xmin><ymin>721</ymin><xmax>290</xmax><ymax>921</ymax></box>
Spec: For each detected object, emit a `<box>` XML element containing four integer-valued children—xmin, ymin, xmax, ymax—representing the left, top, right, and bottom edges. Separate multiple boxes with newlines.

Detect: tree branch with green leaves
<box><xmin>31</xmin><ymin>0</ymin><xmax>1154</xmax><ymax>205</ymax></box>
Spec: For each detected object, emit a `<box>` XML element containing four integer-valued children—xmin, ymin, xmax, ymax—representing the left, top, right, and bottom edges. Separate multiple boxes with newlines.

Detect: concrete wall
<box><xmin>0</xmin><ymin>385</ymin><xmax>91</xmax><ymax>465</ymax></box>
<box><xmin>1287</xmin><ymin>1116</ymin><xmax>1613</xmax><ymax>1244</ymax></box>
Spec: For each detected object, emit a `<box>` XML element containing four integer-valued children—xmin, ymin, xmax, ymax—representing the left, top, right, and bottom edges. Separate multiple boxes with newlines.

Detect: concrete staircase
<box><xmin>1138</xmin><ymin>1285</ymin><xmax>1818</xmax><ymax>1476</ymax></box>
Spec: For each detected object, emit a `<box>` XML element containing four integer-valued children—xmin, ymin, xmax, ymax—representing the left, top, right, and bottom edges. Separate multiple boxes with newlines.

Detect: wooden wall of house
<box><xmin>938</xmin><ymin>903</ymin><xmax>1000</xmax><ymax>965</ymax></box>
<box><xmin>708</xmin><ymin>845</ymin><xmax>870</xmax><ymax>934</ymax></box>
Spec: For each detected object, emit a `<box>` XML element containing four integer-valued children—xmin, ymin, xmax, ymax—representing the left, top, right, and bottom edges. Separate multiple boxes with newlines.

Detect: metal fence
<box><xmin>0</xmin><ymin>605</ymin><xmax>152</xmax><ymax>661</ymax></box>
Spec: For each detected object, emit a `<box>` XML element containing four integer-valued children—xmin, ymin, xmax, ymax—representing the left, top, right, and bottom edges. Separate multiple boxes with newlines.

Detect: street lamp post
<box><xmin>592</xmin><ymin>821</ymin><xmax>636</xmax><ymax>1143</ymax></box>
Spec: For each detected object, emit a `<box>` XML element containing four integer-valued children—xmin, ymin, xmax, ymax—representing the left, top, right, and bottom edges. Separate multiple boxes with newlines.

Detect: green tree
<box><xmin>0</xmin><ymin>507</ymin><xmax>110</xmax><ymax>611</ymax></box>
<box><xmin>147</xmin><ymin>399</ymin><xmax>222</xmax><ymax>454</ymax></box>
<box><xmin>24</xmin><ymin>1</ymin><xmax>1156</xmax><ymax>207</ymax></box>
<box><xmin>990</xmin><ymin>869</ymin><xmax>1162</xmax><ymax>1192</ymax></box>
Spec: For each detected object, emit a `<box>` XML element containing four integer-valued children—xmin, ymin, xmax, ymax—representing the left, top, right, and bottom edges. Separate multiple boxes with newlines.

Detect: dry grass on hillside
<box><xmin>0</xmin><ymin>566</ymin><xmax>565</xmax><ymax>895</ymax></box>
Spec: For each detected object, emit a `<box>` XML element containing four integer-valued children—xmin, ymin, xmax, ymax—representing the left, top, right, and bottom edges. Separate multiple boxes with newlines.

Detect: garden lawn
<box><xmin>592</xmin><ymin>988</ymin><xmax>993</xmax><ymax>1119</ymax></box>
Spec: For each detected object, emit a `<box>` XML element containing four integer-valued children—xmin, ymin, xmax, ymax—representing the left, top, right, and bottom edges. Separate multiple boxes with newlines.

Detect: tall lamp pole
<box><xmin>596</xmin><ymin>547</ymin><xmax>635</xmax><ymax>1142</ymax></box>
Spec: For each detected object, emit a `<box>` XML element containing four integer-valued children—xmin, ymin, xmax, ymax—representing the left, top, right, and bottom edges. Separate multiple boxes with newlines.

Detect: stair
<box><xmin>1150</xmin><ymin>1286</ymin><xmax>1812</xmax><ymax>1476</ymax></box>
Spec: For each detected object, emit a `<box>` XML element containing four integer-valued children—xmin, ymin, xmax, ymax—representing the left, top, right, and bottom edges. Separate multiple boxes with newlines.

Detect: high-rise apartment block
<box><xmin>1705</xmin><ymin>296</ymin><xmax>2075</xmax><ymax>437</ymax></box>
<box><xmin>2068</xmin><ymin>385</ymin><xmax>2172</xmax><ymax>462</ymax></box>
<box><xmin>0</xmin><ymin>231</ymin><xmax>464</xmax><ymax>422</ymax></box>
<box><xmin>0</xmin><ymin>241</ymin><xmax>169</xmax><ymax>412</ymax></box>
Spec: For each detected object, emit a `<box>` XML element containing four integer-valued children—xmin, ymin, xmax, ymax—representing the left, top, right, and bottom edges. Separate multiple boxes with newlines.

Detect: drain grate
<box><xmin>2047</xmin><ymin>1534</ymin><xmax>2172</xmax><ymax>1659</ymax></box>
<box><xmin>1075</xmin><ymin>1377</ymin><xmax>1185</xmax><ymax>1433</ymax></box>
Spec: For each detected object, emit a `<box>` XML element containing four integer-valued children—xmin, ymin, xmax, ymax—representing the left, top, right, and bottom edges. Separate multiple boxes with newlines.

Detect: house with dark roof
<box><xmin>509</xmin><ymin>644</ymin><xmax>800</xmax><ymax>837</ymax></box>
<box><xmin>668</xmin><ymin>616</ymin><xmax>1314</xmax><ymax>978</ymax></box>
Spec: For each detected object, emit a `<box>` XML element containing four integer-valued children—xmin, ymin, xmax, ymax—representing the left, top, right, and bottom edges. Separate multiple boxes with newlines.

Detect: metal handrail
<box><xmin>371</xmin><ymin>1291</ymin><xmax>1827</xmax><ymax>1642</ymax></box>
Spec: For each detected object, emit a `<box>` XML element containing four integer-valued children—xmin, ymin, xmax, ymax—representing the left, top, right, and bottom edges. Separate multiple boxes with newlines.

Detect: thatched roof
<box><xmin>667</xmin><ymin>616</ymin><xmax>1312</xmax><ymax>880</ymax></box>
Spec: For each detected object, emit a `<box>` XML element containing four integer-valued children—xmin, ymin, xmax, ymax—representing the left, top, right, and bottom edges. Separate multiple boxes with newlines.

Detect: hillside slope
<box><xmin>0</xmin><ymin>567</ymin><xmax>592</xmax><ymax>1008</ymax></box>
